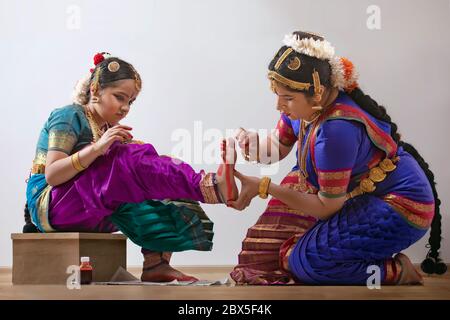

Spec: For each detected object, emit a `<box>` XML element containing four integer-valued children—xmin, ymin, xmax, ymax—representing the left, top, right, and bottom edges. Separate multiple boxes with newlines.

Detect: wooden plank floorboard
<box><xmin>1</xmin><ymin>266</ymin><xmax>449</xmax><ymax>300</ymax></box>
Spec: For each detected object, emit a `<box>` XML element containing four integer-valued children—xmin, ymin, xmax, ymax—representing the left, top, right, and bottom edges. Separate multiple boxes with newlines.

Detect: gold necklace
<box><xmin>298</xmin><ymin>111</ymin><xmax>322</xmax><ymax>178</ymax></box>
<box><xmin>297</xmin><ymin>92</ymin><xmax>339</xmax><ymax>177</ymax></box>
<box><xmin>85</xmin><ymin>108</ymin><xmax>108</xmax><ymax>142</ymax></box>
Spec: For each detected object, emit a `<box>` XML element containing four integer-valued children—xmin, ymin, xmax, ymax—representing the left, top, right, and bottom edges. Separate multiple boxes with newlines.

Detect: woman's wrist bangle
<box><xmin>71</xmin><ymin>152</ymin><xmax>87</xmax><ymax>172</ymax></box>
<box><xmin>258</xmin><ymin>176</ymin><xmax>271</xmax><ymax>199</ymax></box>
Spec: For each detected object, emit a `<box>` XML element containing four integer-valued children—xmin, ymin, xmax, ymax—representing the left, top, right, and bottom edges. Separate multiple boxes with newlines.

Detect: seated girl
<box><xmin>25</xmin><ymin>52</ymin><xmax>238</xmax><ymax>282</ymax></box>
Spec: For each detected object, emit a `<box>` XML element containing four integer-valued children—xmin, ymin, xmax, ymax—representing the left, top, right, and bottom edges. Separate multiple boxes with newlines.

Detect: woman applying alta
<box><xmin>25</xmin><ymin>53</ymin><xmax>239</xmax><ymax>283</ymax></box>
<box><xmin>229</xmin><ymin>31</ymin><xmax>445</xmax><ymax>285</ymax></box>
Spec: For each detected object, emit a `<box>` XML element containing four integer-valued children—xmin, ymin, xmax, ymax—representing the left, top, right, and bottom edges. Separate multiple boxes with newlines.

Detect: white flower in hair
<box><xmin>283</xmin><ymin>33</ymin><xmax>335</xmax><ymax>60</ymax></box>
<box><xmin>329</xmin><ymin>56</ymin><xmax>346</xmax><ymax>90</ymax></box>
<box><xmin>72</xmin><ymin>73</ymin><xmax>91</xmax><ymax>105</ymax></box>
<box><xmin>329</xmin><ymin>56</ymin><xmax>359</xmax><ymax>91</ymax></box>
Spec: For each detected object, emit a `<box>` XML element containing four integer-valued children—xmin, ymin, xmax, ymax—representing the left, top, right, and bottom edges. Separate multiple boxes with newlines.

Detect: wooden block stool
<box><xmin>11</xmin><ymin>233</ymin><xmax>127</xmax><ymax>285</ymax></box>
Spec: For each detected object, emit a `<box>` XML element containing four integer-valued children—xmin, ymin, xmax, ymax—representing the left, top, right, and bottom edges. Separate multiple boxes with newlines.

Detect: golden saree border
<box><xmin>309</xmin><ymin>103</ymin><xmax>398</xmax><ymax>173</ymax></box>
<box><xmin>383</xmin><ymin>193</ymin><xmax>434</xmax><ymax>229</ymax></box>
<box><xmin>280</xmin><ymin>170</ymin><xmax>318</xmax><ymax>194</ymax></box>
<box><xmin>199</xmin><ymin>172</ymin><xmax>221</xmax><ymax>204</ymax></box>
<box><xmin>244</xmin><ymin>237</ymin><xmax>285</xmax><ymax>244</ymax></box>
<box><xmin>265</xmin><ymin>204</ymin><xmax>310</xmax><ymax>216</ymax></box>
<box><xmin>31</xmin><ymin>164</ymin><xmax>46</xmax><ymax>174</ymax></box>
<box><xmin>31</xmin><ymin>150</ymin><xmax>47</xmax><ymax>174</ymax></box>
<box><xmin>318</xmin><ymin>169</ymin><xmax>352</xmax><ymax>198</ymax></box>
<box><xmin>36</xmin><ymin>185</ymin><xmax>56</xmax><ymax>232</ymax></box>
<box><xmin>265</xmin><ymin>170</ymin><xmax>319</xmax><ymax>216</ymax></box>
<box><xmin>324</xmin><ymin>104</ymin><xmax>398</xmax><ymax>158</ymax></box>
<box><xmin>33</xmin><ymin>150</ymin><xmax>47</xmax><ymax>166</ymax></box>
<box><xmin>249</xmin><ymin>223</ymin><xmax>309</xmax><ymax>233</ymax></box>
<box><xmin>48</xmin><ymin>130</ymin><xmax>77</xmax><ymax>154</ymax></box>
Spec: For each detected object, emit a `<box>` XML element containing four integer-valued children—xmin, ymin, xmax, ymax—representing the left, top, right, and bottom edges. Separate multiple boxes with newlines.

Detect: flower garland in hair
<box><xmin>329</xmin><ymin>56</ymin><xmax>359</xmax><ymax>92</ymax></box>
<box><xmin>281</xmin><ymin>33</ymin><xmax>359</xmax><ymax>92</ymax></box>
<box><xmin>283</xmin><ymin>33</ymin><xmax>335</xmax><ymax>60</ymax></box>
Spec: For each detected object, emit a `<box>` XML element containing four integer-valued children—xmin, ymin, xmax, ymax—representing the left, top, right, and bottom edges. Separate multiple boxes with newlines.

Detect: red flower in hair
<box><xmin>340</xmin><ymin>57</ymin><xmax>358</xmax><ymax>92</ymax></box>
<box><xmin>340</xmin><ymin>57</ymin><xmax>354</xmax><ymax>81</ymax></box>
<box><xmin>93</xmin><ymin>53</ymin><xmax>105</xmax><ymax>66</ymax></box>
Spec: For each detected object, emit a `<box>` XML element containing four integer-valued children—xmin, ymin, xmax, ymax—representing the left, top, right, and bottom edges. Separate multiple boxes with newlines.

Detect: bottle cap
<box><xmin>80</xmin><ymin>256</ymin><xmax>90</xmax><ymax>263</ymax></box>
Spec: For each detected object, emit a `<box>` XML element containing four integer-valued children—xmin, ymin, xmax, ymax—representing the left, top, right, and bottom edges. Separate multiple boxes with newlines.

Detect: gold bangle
<box><xmin>71</xmin><ymin>152</ymin><xmax>87</xmax><ymax>172</ymax></box>
<box><xmin>258</xmin><ymin>176</ymin><xmax>271</xmax><ymax>199</ymax></box>
<box><xmin>75</xmin><ymin>152</ymin><xmax>87</xmax><ymax>170</ymax></box>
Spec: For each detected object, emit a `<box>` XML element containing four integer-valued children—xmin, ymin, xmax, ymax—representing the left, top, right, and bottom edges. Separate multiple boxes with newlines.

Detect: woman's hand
<box><xmin>227</xmin><ymin>171</ymin><xmax>261</xmax><ymax>211</ymax></box>
<box><xmin>93</xmin><ymin>124</ymin><xmax>133</xmax><ymax>155</ymax></box>
<box><xmin>234</xmin><ymin>128</ymin><xmax>259</xmax><ymax>162</ymax></box>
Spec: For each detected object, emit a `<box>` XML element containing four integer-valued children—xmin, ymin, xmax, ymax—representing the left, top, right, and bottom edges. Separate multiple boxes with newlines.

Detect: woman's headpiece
<box><xmin>268</xmin><ymin>31</ymin><xmax>358</xmax><ymax>93</ymax></box>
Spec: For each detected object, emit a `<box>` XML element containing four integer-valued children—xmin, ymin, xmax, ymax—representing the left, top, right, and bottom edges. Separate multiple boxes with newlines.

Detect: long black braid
<box><xmin>23</xmin><ymin>203</ymin><xmax>40</xmax><ymax>233</ymax></box>
<box><xmin>348</xmin><ymin>87</ymin><xmax>446</xmax><ymax>275</ymax></box>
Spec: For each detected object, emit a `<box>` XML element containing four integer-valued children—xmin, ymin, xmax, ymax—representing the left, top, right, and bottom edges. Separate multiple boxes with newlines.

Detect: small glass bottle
<box><xmin>80</xmin><ymin>256</ymin><xmax>93</xmax><ymax>285</ymax></box>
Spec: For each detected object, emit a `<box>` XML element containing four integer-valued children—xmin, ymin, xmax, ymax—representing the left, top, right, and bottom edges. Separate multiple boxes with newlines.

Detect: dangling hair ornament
<box><xmin>130</xmin><ymin>64</ymin><xmax>142</xmax><ymax>91</ymax></box>
<box><xmin>89</xmin><ymin>52</ymin><xmax>112</xmax><ymax>93</ymax></box>
<box><xmin>311</xmin><ymin>69</ymin><xmax>323</xmax><ymax>111</ymax></box>
<box><xmin>91</xmin><ymin>68</ymin><xmax>101</xmax><ymax>93</ymax></box>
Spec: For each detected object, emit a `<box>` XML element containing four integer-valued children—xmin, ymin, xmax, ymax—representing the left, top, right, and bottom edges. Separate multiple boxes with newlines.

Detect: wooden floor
<box><xmin>1</xmin><ymin>266</ymin><xmax>449</xmax><ymax>300</ymax></box>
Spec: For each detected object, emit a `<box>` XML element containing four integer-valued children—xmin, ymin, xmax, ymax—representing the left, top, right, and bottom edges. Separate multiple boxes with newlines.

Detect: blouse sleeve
<box><xmin>314</xmin><ymin>119</ymin><xmax>362</xmax><ymax>198</ymax></box>
<box><xmin>274</xmin><ymin>113</ymin><xmax>297</xmax><ymax>147</ymax></box>
<box><xmin>47</xmin><ymin>107</ymin><xmax>82</xmax><ymax>155</ymax></box>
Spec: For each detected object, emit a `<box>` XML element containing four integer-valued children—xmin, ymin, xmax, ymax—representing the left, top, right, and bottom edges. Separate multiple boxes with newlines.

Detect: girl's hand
<box><xmin>93</xmin><ymin>124</ymin><xmax>133</xmax><ymax>155</ymax></box>
<box><xmin>234</xmin><ymin>128</ymin><xmax>259</xmax><ymax>161</ymax></box>
<box><xmin>227</xmin><ymin>170</ymin><xmax>261</xmax><ymax>211</ymax></box>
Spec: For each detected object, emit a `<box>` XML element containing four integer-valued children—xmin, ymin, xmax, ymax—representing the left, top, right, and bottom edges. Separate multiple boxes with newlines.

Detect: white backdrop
<box><xmin>0</xmin><ymin>0</ymin><xmax>448</xmax><ymax>267</ymax></box>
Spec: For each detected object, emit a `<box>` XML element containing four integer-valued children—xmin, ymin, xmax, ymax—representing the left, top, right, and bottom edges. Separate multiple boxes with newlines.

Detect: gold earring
<box><xmin>311</xmin><ymin>94</ymin><xmax>323</xmax><ymax>111</ymax></box>
<box><xmin>91</xmin><ymin>96</ymin><xmax>99</xmax><ymax>103</ymax></box>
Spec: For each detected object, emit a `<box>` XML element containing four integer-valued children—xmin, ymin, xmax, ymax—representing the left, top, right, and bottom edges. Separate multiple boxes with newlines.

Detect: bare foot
<box><xmin>216</xmin><ymin>138</ymin><xmax>239</xmax><ymax>203</ymax></box>
<box><xmin>141</xmin><ymin>263</ymin><xmax>199</xmax><ymax>282</ymax></box>
<box><xmin>395</xmin><ymin>253</ymin><xmax>424</xmax><ymax>285</ymax></box>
